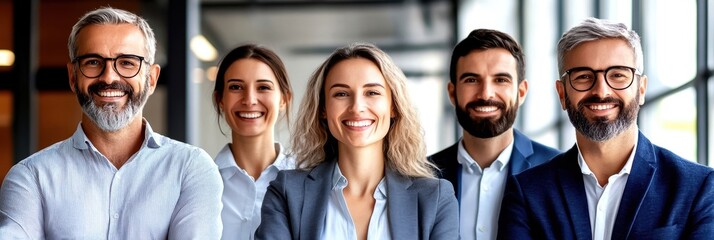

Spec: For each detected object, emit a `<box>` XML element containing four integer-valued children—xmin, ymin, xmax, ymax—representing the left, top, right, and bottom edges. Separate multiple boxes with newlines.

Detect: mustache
<box><xmin>465</xmin><ymin>99</ymin><xmax>506</xmax><ymax>110</ymax></box>
<box><xmin>88</xmin><ymin>81</ymin><xmax>133</xmax><ymax>95</ymax></box>
<box><xmin>577</xmin><ymin>96</ymin><xmax>623</xmax><ymax>109</ymax></box>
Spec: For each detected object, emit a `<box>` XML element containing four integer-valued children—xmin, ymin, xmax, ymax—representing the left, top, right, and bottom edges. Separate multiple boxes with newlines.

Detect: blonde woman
<box><xmin>255</xmin><ymin>43</ymin><xmax>458</xmax><ymax>239</ymax></box>
<box><xmin>212</xmin><ymin>44</ymin><xmax>294</xmax><ymax>240</ymax></box>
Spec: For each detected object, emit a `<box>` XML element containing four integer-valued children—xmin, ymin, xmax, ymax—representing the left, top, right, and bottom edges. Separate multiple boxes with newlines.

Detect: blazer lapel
<box><xmin>612</xmin><ymin>132</ymin><xmax>656</xmax><ymax>239</ymax></box>
<box><xmin>508</xmin><ymin>130</ymin><xmax>534</xmax><ymax>175</ymax></box>
<box><xmin>558</xmin><ymin>146</ymin><xmax>593</xmax><ymax>240</ymax></box>
<box><xmin>386</xmin><ymin>169</ymin><xmax>418</xmax><ymax>239</ymax></box>
<box><xmin>299</xmin><ymin>160</ymin><xmax>335</xmax><ymax>239</ymax></box>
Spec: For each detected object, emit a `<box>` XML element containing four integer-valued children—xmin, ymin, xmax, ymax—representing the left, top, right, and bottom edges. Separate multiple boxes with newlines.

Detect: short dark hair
<box><xmin>212</xmin><ymin>44</ymin><xmax>293</xmax><ymax>132</ymax></box>
<box><xmin>449</xmin><ymin>29</ymin><xmax>525</xmax><ymax>84</ymax></box>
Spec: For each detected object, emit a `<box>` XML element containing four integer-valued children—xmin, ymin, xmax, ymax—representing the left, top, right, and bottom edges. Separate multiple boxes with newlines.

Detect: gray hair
<box><xmin>557</xmin><ymin>18</ymin><xmax>643</xmax><ymax>76</ymax></box>
<box><xmin>68</xmin><ymin>7</ymin><xmax>156</xmax><ymax>64</ymax></box>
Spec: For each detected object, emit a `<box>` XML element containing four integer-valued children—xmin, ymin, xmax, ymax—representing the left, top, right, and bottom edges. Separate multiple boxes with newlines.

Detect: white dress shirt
<box><xmin>215</xmin><ymin>143</ymin><xmax>295</xmax><ymax>240</ymax></box>
<box><xmin>322</xmin><ymin>163</ymin><xmax>391</xmax><ymax>240</ymax></box>
<box><xmin>457</xmin><ymin>138</ymin><xmax>514</xmax><ymax>240</ymax></box>
<box><xmin>0</xmin><ymin>121</ymin><xmax>224</xmax><ymax>239</ymax></box>
<box><xmin>577</xmin><ymin>134</ymin><xmax>638</xmax><ymax>240</ymax></box>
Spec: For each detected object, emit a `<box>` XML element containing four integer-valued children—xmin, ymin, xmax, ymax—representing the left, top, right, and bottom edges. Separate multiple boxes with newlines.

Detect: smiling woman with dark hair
<box><xmin>212</xmin><ymin>44</ymin><xmax>295</xmax><ymax>240</ymax></box>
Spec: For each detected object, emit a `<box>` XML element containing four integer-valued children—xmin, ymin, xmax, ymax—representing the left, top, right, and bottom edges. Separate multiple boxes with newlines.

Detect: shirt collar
<box><xmin>456</xmin><ymin>137</ymin><xmax>514</xmax><ymax>174</ymax></box>
<box><xmin>331</xmin><ymin>162</ymin><xmax>348</xmax><ymax>190</ymax></box>
<box><xmin>214</xmin><ymin>142</ymin><xmax>294</xmax><ymax>170</ymax></box>
<box><xmin>330</xmin><ymin>162</ymin><xmax>387</xmax><ymax>200</ymax></box>
<box><xmin>576</xmin><ymin>131</ymin><xmax>639</xmax><ymax>176</ymax></box>
<box><xmin>71</xmin><ymin>119</ymin><xmax>161</xmax><ymax>150</ymax></box>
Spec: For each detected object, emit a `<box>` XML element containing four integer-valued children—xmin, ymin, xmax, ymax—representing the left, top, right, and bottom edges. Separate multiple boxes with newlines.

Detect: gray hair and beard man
<box><xmin>498</xmin><ymin>18</ymin><xmax>714</xmax><ymax>239</ymax></box>
<box><xmin>428</xmin><ymin>29</ymin><xmax>560</xmax><ymax>240</ymax></box>
<box><xmin>0</xmin><ymin>7</ymin><xmax>223</xmax><ymax>239</ymax></box>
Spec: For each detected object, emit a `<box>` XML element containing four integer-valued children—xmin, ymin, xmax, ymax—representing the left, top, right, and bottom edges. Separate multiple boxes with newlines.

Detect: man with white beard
<box><xmin>0</xmin><ymin>7</ymin><xmax>223</xmax><ymax>239</ymax></box>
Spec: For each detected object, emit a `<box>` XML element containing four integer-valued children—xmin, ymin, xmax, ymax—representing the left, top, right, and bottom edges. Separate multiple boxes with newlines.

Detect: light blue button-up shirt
<box><xmin>457</xmin><ymin>138</ymin><xmax>513</xmax><ymax>240</ymax></box>
<box><xmin>214</xmin><ymin>143</ymin><xmax>295</xmax><ymax>240</ymax></box>
<box><xmin>0</xmin><ymin>121</ymin><xmax>224</xmax><ymax>239</ymax></box>
<box><xmin>322</xmin><ymin>163</ymin><xmax>390</xmax><ymax>240</ymax></box>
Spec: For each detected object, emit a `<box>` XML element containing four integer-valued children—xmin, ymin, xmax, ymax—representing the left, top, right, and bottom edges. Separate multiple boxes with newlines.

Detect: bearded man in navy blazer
<box><xmin>428</xmin><ymin>29</ymin><xmax>560</xmax><ymax>240</ymax></box>
<box><xmin>498</xmin><ymin>18</ymin><xmax>714</xmax><ymax>239</ymax></box>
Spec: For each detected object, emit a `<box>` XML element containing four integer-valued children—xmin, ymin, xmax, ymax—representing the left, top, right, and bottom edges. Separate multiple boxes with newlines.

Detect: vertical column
<box><xmin>167</xmin><ymin>0</ymin><xmax>200</xmax><ymax>143</ymax></box>
<box><xmin>695</xmin><ymin>0</ymin><xmax>709</xmax><ymax>164</ymax></box>
<box><xmin>12</xmin><ymin>0</ymin><xmax>38</xmax><ymax>163</ymax></box>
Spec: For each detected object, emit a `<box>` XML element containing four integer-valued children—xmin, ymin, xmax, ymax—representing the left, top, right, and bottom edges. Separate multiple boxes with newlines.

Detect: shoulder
<box><xmin>409</xmin><ymin>177</ymin><xmax>456</xmax><ymax>196</ymax></box>
<box><xmin>16</xmin><ymin>138</ymin><xmax>74</xmax><ymax>169</ymax></box>
<box><xmin>428</xmin><ymin>143</ymin><xmax>458</xmax><ymax>166</ymax></box>
<box><xmin>515</xmin><ymin>150</ymin><xmax>571</xmax><ymax>181</ymax></box>
<box><xmin>651</xmin><ymin>144</ymin><xmax>713</xmax><ymax>180</ymax></box>
<box><xmin>152</xmin><ymin>133</ymin><xmax>213</xmax><ymax>162</ymax></box>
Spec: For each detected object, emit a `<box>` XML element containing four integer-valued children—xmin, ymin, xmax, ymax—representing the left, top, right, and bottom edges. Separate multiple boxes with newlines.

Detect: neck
<box><xmin>577</xmin><ymin>126</ymin><xmax>638</xmax><ymax>186</ymax></box>
<box><xmin>230</xmin><ymin>132</ymin><xmax>278</xmax><ymax>180</ymax></box>
<box><xmin>82</xmin><ymin>115</ymin><xmax>145</xmax><ymax>169</ymax></box>
<box><xmin>337</xmin><ymin>143</ymin><xmax>385</xmax><ymax>197</ymax></box>
<box><xmin>462</xmin><ymin>128</ymin><xmax>514</xmax><ymax>169</ymax></box>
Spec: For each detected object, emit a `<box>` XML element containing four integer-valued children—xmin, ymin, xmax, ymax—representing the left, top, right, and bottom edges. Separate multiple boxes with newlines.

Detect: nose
<box><xmin>350</xmin><ymin>95</ymin><xmax>366</xmax><ymax>113</ymax></box>
<box><xmin>242</xmin><ymin>88</ymin><xmax>257</xmax><ymax>106</ymax></box>
<box><xmin>590</xmin><ymin>72</ymin><xmax>612</xmax><ymax>97</ymax></box>
<box><xmin>478</xmin><ymin>81</ymin><xmax>495</xmax><ymax>100</ymax></box>
<box><xmin>98</xmin><ymin>59</ymin><xmax>120</xmax><ymax>83</ymax></box>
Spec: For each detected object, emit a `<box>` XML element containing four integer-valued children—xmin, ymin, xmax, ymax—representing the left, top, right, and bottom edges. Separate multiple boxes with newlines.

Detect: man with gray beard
<box><xmin>498</xmin><ymin>18</ymin><xmax>714</xmax><ymax>239</ymax></box>
<box><xmin>0</xmin><ymin>7</ymin><xmax>223</xmax><ymax>239</ymax></box>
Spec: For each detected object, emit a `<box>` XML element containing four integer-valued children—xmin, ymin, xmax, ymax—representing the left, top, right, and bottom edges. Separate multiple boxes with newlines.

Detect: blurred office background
<box><xmin>1</xmin><ymin>0</ymin><xmax>712</xmax><ymax>181</ymax></box>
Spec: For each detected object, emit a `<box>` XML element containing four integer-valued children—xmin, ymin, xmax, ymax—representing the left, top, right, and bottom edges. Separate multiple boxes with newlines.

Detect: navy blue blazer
<box><xmin>498</xmin><ymin>132</ymin><xmax>714</xmax><ymax>239</ymax></box>
<box><xmin>428</xmin><ymin>129</ymin><xmax>560</xmax><ymax>201</ymax></box>
<box><xmin>255</xmin><ymin>160</ymin><xmax>459</xmax><ymax>240</ymax></box>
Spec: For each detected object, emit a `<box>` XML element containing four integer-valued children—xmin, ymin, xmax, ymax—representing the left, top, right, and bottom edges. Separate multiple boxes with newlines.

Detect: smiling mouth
<box><xmin>343</xmin><ymin>120</ymin><xmax>373</xmax><ymax>127</ymax></box>
<box><xmin>237</xmin><ymin>112</ymin><xmax>264</xmax><ymax>119</ymax></box>
<box><xmin>96</xmin><ymin>90</ymin><xmax>127</xmax><ymax>98</ymax></box>
<box><xmin>587</xmin><ymin>104</ymin><xmax>617</xmax><ymax>111</ymax></box>
<box><xmin>473</xmin><ymin>106</ymin><xmax>499</xmax><ymax>112</ymax></box>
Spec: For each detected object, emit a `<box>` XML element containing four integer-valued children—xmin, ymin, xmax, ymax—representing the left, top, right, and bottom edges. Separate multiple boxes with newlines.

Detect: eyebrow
<box><xmin>459</xmin><ymin>72</ymin><xmax>513</xmax><ymax>80</ymax></box>
<box><xmin>226</xmin><ymin>79</ymin><xmax>275</xmax><ymax>85</ymax></box>
<box><xmin>328</xmin><ymin>83</ymin><xmax>386</xmax><ymax>90</ymax></box>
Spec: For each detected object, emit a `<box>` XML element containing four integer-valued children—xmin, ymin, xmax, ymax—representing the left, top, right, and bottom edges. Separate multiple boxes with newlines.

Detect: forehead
<box><xmin>225</xmin><ymin>58</ymin><xmax>276</xmax><ymax>80</ymax></box>
<box><xmin>325</xmin><ymin>57</ymin><xmax>388</xmax><ymax>87</ymax></box>
<box><xmin>457</xmin><ymin>48</ymin><xmax>518</xmax><ymax>73</ymax></box>
<box><xmin>75</xmin><ymin>23</ymin><xmax>146</xmax><ymax>56</ymax></box>
<box><xmin>563</xmin><ymin>38</ymin><xmax>635</xmax><ymax>69</ymax></box>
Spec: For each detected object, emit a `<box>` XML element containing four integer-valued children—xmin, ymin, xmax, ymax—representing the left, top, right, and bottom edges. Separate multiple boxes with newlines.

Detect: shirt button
<box><xmin>113</xmin><ymin>213</ymin><xmax>119</xmax><ymax>219</ymax></box>
<box><xmin>478</xmin><ymin>226</ymin><xmax>486</xmax><ymax>232</ymax></box>
<box><xmin>483</xmin><ymin>186</ymin><xmax>490</xmax><ymax>192</ymax></box>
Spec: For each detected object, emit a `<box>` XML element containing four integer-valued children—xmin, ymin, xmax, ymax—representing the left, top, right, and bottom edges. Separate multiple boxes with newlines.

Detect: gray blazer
<box><xmin>255</xmin><ymin>159</ymin><xmax>459</xmax><ymax>240</ymax></box>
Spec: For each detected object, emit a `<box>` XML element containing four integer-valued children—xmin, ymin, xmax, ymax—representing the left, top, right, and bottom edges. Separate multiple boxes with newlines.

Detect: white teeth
<box><xmin>97</xmin><ymin>91</ymin><xmax>125</xmax><ymax>97</ymax></box>
<box><xmin>474</xmin><ymin>106</ymin><xmax>498</xmax><ymax>112</ymax></box>
<box><xmin>238</xmin><ymin>112</ymin><xmax>263</xmax><ymax>119</ymax></box>
<box><xmin>344</xmin><ymin>120</ymin><xmax>373</xmax><ymax>127</ymax></box>
<box><xmin>589</xmin><ymin>104</ymin><xmax>616</xmax><ymax>111</ymax></box>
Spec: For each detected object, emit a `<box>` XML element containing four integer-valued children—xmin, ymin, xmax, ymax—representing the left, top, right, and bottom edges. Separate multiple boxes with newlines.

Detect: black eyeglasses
<box><xmin>560</xmin><ymin>66</ymin><xmax>641</xmax><ymax>92</ymax></box>
<box><xmin>72</xmin><ymin>54</ymin><xmax>147</xmax><ymax>78</ymax></box>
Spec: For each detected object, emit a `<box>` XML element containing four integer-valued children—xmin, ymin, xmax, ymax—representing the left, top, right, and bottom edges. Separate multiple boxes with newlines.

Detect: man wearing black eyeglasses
<box><xmin>498</xmin><ymin>18</ymin><xmax>714</xmax><ymax>239</ymax></box>
<box><xmin>0</xmin><ymin>7</ymin><xmax>223</xmax><ymax>239</ymax></box>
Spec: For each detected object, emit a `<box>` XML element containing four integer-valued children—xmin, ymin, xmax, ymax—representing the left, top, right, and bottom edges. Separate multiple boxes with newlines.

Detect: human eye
<box><xmin>571</xmin><ymin>71</ymin><xmax>594</xmax><ymax>81</ymax></box>
<box><xmin>332</xmin><ymin>91</ymin><xmax>348</xmax><ymax>97</ymax></box>
<box><xmin>366</xmin><ymin>90</ymin><xmax>382</xmax><ymax>96</ymax></box>
<box><xmin>495</xmin><ymin>77</ymin><xmax>511</xmax><ymax>83</ymax></box>
<box><xmin>462</xmin><ymin>77</ymin><xmax>477</xmax><ymax>83</ymax></box>
<box><xmin>258</xmin><ymin>85</ymin><xmax>273</xmax><ymax>91</ymax></box>
<box><xmin>81</xmin><ymin>58</ymin><xmax>102</xmax><ymax>67</ymax></box>
<box><xmin>228</xmin><ymin>84</ymin><xmax>243</xmax><ymax>90</ymax></box>
<box><xmin>118</xmin><ymin>57</ymin><xmax>140</xmax><ymax>67</ymax></box>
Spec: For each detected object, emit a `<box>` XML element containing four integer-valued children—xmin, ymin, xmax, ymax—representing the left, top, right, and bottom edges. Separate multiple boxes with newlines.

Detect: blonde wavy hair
<box><xmin>291</xmin><ymin>43</ymin><xmax>435</xmax><ymax>178</ymax></box>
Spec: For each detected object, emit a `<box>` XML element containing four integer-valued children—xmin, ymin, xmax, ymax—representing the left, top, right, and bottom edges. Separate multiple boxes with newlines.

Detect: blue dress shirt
<box><xmin>0</xmin><ymin>121</ymin><xmax>224</xmax><ymax>239</ymax></box>
<box><xmin>214</xmin><ymin>143</ymin><xmax>295</xmax><ymax>240</ymax></box>
<box><xmin>322</xmin><ymin>163</ymin><xmax>391</xmax><ymax>240</ymax></box>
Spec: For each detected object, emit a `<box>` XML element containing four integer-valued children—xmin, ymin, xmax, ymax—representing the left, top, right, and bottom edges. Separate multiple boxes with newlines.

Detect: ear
<box><xmin>637</xmin><ymin>75</ymin><xmax>648</xmax><ymax>105</ymax></box>
<box><xmin>213</xmin><ymin>92</ymin><xmax>223</xmax><ymax>112</ymax></box>
<box><xmin>556</xmin><ymin>79</ymin><xmax>566</xmax><ymax>110</ymax></box>
<box><xmin>517</xmin><ymin>79</ymin><xmax>528</xmax><ymax>107</ymax></box>
<box><xmin>147</xmin><ymin>64</ymin><xmax>161</xmax><ymax>95</ymax></box>
<box><xmin>67</xmin><ymin>62</ymin><xmax>77</xmax><ymax>93</ymax></box>
<box><xmin>280</xmin><ymin>92</ymin><xmax>291</xmax><ymax>111</ymax></box>
<box><xmin>447</xmin><ymin>82</ymin><xmax>456</xmax><ymax>106</ymax></box>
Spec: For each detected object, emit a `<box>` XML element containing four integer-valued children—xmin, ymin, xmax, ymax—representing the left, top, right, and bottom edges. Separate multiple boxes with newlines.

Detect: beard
<box><xmin>74</xmin><ymin>77</ymin><xmax>150</xmax><ymax>132</ymax></box>
<box><xmin>454</xmin><ymin>96</ymin><xmax>518</xmax><ymax>138</ymax></box>
<box><xmin>564</xmin><ymin>91</ymin><xmax>639</xmax><ymax>142</ymax></box>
